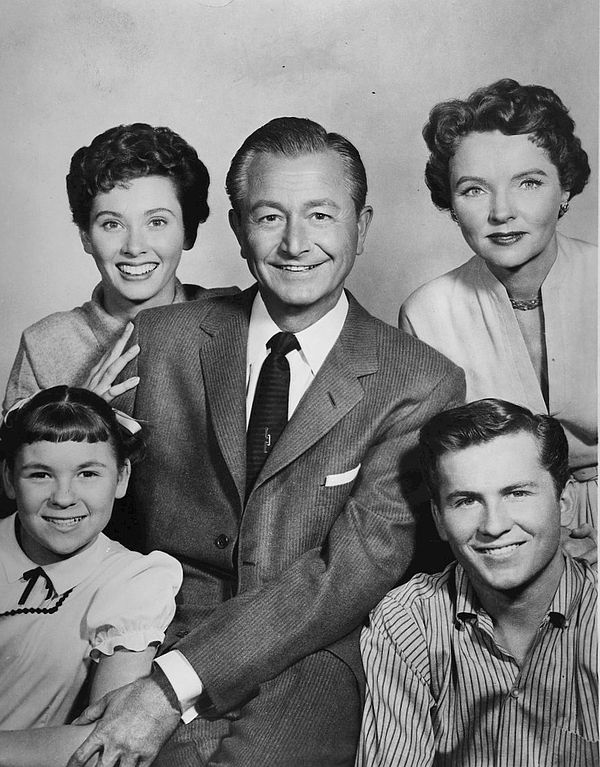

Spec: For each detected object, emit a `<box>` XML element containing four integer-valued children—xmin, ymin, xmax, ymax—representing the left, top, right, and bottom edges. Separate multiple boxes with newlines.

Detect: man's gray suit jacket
<box><xmin>115</xmin><ymin>286</ymin><xmax>465</xmax><ymax>715</ymax></box>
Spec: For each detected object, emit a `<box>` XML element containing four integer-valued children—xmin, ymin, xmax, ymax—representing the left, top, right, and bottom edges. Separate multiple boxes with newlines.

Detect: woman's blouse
<box><xmin>400</xmin><ymin>233</ymin><xmax>597</xmax><ymax>475</ymax></box>
<box><xmin>0</xmin><ymin>514</ymin><xmax>182</xmax><ymax>729</ymax></box>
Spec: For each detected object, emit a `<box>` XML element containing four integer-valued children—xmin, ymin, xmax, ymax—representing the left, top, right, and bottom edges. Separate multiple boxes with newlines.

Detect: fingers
<box><xmin>88</xmin><ymin>343</ymin><xmax>141</xmax><ymax>400</ymax></box>
<box><xmin>72</xmin><ymin>699</ymin><xmax>108</xmax><ymax>726</ymax></box>
<box><xmin>102</xmin><ymin>376</ymin><xmax>141</xmax><ymax>404</ymax></box>
<box><xmin>569</xmin><ymin>523</ymin><xmax>594</xmax><ymax>539</ymax></box>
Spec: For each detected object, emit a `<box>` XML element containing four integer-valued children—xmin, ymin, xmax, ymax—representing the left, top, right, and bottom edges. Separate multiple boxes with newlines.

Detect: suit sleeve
<box><xmin>176</xmin><ymin>363</ymin><xmax>465</xmax><ymax>712</ymax></box>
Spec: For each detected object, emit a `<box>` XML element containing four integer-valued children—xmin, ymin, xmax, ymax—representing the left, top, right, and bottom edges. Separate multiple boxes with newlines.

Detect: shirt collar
<box><xmin>0</xmin><ymin>513</ymin><xmax>109</xmax><ymax>594</ymax></box>
<box><xmin>453</xmin><ymin>553</ymin><xmax>582</xmax><ymax>630</ymax></box>
<box><xmin>247</xmin><ymin>291</ymin><xmax>349</xmax><ymax>375</ymax></box>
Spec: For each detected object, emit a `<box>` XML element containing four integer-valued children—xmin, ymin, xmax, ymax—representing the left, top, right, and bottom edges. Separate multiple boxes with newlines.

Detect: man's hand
<box><xmin>561</xmin><ymin>523</ymin><xmax>597</xmax><ymax>566</ymax></box>
<box><xmin>67</xmin><ymin>675</ymin><xmax>180</xmax><ymax>767</ymax></box>
<box><xmin>84</xmin><ymin>323</ymin><xmax>140</xmax><ymax>403</ymax></box>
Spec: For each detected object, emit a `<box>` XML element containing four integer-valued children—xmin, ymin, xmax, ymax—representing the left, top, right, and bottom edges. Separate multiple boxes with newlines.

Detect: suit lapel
<box><xmin>199</xmin><ymin>288</ymin><xmax>255</xmax><ymax>502</ymax></box>
<box><xmin>252</xmin><ymin>295</ymin><xmax>379</xmax><ymax>489</ymax></box>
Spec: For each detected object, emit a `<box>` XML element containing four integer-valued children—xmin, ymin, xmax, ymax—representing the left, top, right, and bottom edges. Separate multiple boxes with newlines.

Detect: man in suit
<box><xmin>69</xmin><ymin>117</ymin><xmax>465</xmax><ymax>767</ymax></box>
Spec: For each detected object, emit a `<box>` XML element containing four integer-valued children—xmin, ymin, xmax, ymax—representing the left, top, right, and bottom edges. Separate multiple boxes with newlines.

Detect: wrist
<box><xmin>150</xmin><ymin>664</ymin><xmax>181</xmax><ymax>715</ymax></box>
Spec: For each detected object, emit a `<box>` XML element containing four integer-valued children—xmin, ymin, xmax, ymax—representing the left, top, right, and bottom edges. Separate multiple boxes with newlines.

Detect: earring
<box><xmin>559</xmin><ymin>201</ymin><xmax>569</xmax><ymax>218</ymax></box>
<box><xmin>450</xmin><ymin>209</ymin><xmax>458</xmax><ymax>223</ymax></box>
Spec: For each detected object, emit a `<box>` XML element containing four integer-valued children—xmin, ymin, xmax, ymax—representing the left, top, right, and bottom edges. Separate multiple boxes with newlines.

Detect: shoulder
<box><xmin>557</xmin><ymin>233</ymin><xmax>598</xmax><ymax>281</ymax></box>
<box><xmin>377</xmin><ymin>567</ymin><xmax>455</xmax><ymax>622</ymax></box>
<box><xmin>347</xmin><ymin>295</ymin><xmax>464</xmax><ymax>390</ymax></box>
<box><xmin>180</xmin><ymin>283</ymin><xmax>241</xmax><ymax>302</ymax></box>
<box><xmin>401</xmin><ymin>256</ymin><xmax>480</xmax><ymax>317</ymax></box>
<box><xmin>134</xmin><ymin>287</ymin><xmax>248</xmax><ymax>337</ymax></box>
<box><xmin>19</xmin><ymin>302</ymin><xmax>94</xmax><ymax>347</ymax></box>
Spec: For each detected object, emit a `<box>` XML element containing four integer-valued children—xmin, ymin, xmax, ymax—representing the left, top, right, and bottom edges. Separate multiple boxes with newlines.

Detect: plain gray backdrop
<box><xmin>0</xmin><ymin>0</ymin><xmax>597</xmax><ymax>390</ymax></box>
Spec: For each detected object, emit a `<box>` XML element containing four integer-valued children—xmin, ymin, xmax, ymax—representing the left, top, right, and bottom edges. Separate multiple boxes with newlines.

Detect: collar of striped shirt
<box><xmin>453</xmin><ymin>553</ymin><xmax>584</xmax><ymax>630</ymax></box>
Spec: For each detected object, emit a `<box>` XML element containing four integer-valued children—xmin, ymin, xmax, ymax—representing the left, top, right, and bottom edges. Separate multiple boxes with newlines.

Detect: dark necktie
<box><xmin>246</xmin><ymin>331</ymin><xmax>300</xmax><ymax>494</ymax></box>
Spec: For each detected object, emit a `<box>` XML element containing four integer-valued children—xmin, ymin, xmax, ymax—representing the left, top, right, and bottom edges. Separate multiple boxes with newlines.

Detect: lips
<box><xmin>476</xmin><ymin>542</ymin><xmax>525</xmax><ymax>558</ymax></box>
<box><xmin>486</xmin><ymin>232</ymin><xmax>526</xmax><ymax>245</ymax></box>
<box><xmin>274</xmin><ymin>263</ymin><xmax>323</xmax><ymax>272</ymax></box>
<box><xmin>42</xmin><ymin>515</ymin><xmax>87</xmax><ymax>529</ymax></box>
<box><xmin>117</xmin><ymin>263</ymin><xmax>159</xmax><ymax>276</ymax></box>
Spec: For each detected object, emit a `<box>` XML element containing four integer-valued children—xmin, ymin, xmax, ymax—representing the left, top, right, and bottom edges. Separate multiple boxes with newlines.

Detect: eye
<box><xmin>461</xmin><ymin>186</ymin><xmax>485</xmax><ymax>197</ymax></box>
<box><xmin>454</xmin><ymin>496</ymin><xmax>478</xmax><ymax>508</ymax></box>
<box><xmin>520</xmin><ymin>178</ymin><xmax>542</xmax><ymax>190</ymax></box>
<box><xmin>79</xmin><ymin>470</ymin><xmax>99</xmax><ymax>479</ymax></box>
<box><xmin>148</xmin><ymin>217</ymin><xmax>167</xmax><ymax>228</ymax></box>
<box><xmin>311</xmin><ymin>212</ymin><xmax>331</xmax><ymax>221</ymax></box>
<box><xmin>508</xmin><ymin>489</ymin><xmax>530</xmax><ymax>498</ymax></box>
<box><xmin>100</xmin><ymin>220</ymin><xmax>121</xmax><ymax>231</ymax></box>
<box><xmin>258</xmin><ymin>214</ymin><xmax>281</xmax><ymax>224</ymax></box>
<box><xmin>27</xmin><ymin>471</ymin><xmax>50</xmax><ymax>480</ymax></box>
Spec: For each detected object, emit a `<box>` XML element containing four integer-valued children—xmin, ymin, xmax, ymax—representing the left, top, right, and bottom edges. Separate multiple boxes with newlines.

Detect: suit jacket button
<box><xmin>214</xmin><ymin>534</ymin><xmax>230</xmax><ymax>549</ymax></box>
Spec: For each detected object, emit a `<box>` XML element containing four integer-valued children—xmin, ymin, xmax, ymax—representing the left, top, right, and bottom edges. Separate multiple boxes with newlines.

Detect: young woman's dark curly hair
<box><xmin>66</xmin><ymin>123</ymin><xmax>210</xmax><ymax>247</ymax></box>
<box><xmin>423</xmin><ymin>79</ymin><xmax>590</xmax><ymax>212</ymax></box>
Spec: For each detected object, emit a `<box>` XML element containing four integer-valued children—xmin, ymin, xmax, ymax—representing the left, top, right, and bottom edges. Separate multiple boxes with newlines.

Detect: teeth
<box><xmin>117</xmin><ymin>263</ymin><xmax>158</xmax><ymax>276</ymax></box>
<box><xmin>481</xmin><ymin>543</ymin><xmax>521</xmax><ymax>556</ymax></box>
<box><xmin>44</xmin><ymin>516</ymin><xmax>86</xmax><ymax>528</ymax></box>
<box><xmin>277</xmin><ymin>265</ymin><xmax>318</xmax><ymax>272</ymax></box>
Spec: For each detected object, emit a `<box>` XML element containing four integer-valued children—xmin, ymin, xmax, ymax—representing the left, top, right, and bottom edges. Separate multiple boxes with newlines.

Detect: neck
<box><xmin>485</xmin><ymin>234</ymin><xmax>558</xmax><ymax>301</ymax></box>
<box><xmin>101</xmin><ymin>281</ymin><xmax>177</xmax><ymax>323</ymax></box>
<box><xmin>261</xmin><ymin>290</ymin><xmax>343</xmax><ymax>333</ymax></box>
<box><xmin>473</xmin><ymin>550</ymin><xmax>564</xmax><ymax>637</ymax></box>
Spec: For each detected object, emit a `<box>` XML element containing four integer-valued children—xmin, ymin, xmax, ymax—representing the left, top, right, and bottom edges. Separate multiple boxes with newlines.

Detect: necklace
<box><xmin>509</xmin><ymin>294</ymin><xmax>542</xmax><ymax>311</ymax></box>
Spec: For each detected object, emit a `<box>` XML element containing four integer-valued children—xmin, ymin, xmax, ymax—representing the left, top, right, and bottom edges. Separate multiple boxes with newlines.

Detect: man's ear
<box><xmin>115</xmin><ymin>459</ymin><xmax>131</xmax><ymax>500</ymax></box>
<box><xmin>79</xmin><ymin>228</ymin><xmax>93</xmax><ymax>255</ymax></box>
<box><xmin>431</xmin><ymin>500</ymin><xmax>449</xmax><ymax>541</ymax></box>
<box><xmin>228</xmin><ymin>209</ymin><xmax>246</xmax><ymax>259</ymax></box>
<box><xmin>355</xmin><ymin>205</ymin><xmax>373</xmax><ymax>256</ymax></box>
<box><xmin>2</xmin><ymin>460</ymin><xmax>16</xmax><ymax>500</ymax></box>
<box><xmin>558</xmin><ymin>478</ymin><xmax>577</xmax><ymax>526</ymax></box>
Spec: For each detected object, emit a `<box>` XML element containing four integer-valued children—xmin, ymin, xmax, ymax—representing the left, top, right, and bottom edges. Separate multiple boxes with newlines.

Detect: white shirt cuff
<box><xmin>155</xmin><ymin>650</ymin><xmax>203</xmax><ymax>723</ymax></box>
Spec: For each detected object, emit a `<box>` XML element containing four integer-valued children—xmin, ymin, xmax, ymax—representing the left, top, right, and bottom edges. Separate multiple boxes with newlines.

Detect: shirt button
<box><xmin>510</xmin><ymin>688</ymin><xmax>520</xmax><ymax>698</ymax></box>
<box><xmin>214</xmin><ymin>534</ymin><xmax>230</xmax><ymax>549</ymax></box>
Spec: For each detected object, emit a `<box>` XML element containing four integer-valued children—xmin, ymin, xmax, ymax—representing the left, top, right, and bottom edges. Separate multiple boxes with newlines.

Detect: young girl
<box><xmin>0</xmin><ymin>386</ymin><xmax>182</xmax><ymax>767</ymax></box>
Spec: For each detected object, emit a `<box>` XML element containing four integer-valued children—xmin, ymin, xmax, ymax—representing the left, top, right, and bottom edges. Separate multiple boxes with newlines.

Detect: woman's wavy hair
<box><xmin>66</xmin><ymin>123</ymin><xmax>210</xmax><ymax>246</ymax></box>
<box><xmin>423</xmin><ymin>79</ymin><xmax>590</xmax><ymax>211</ymax></box>
<box><xmin>0</xmin><ymin>386</ymin><xmax>144</xmax><ymax>470</ymax></box>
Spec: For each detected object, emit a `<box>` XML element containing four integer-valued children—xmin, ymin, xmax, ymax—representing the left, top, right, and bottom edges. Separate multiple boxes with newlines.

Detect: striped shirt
<box><xmin>356</xmin><ymin>555</ymin><xmax>598</xmax><ymax>767</ymax></box>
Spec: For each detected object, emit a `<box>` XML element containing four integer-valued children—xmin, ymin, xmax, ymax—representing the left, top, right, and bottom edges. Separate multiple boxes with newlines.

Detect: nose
<box><xmin>478</xmin><ymin>500</ymin><xmax>513</xmax><ymax>538</ymax></box>
<box><xmin>49</xmin><ymin>479</ymin><xmax>76</xmax><ymax>509</ymax></box>
<box><xmin>488</xmin><ymin>189</ymin><xmax>516</xmax><ymax>224</ymax></box>
<box><xmin>280</xmin><ymin>217</ymin><xmax>310</xmax><ymax>258</ymax></box>
<box><xmin>121</xmin><ymin>226</ymin><xmax>148</xmax><ymax>257</ymax></box>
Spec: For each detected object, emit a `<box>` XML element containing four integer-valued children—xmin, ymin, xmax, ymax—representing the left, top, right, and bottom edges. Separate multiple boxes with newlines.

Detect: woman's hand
<box><xmin>84</xmin><ymin>324</ymin><xmax>140</xmax><ymax>403</ymax></box>
<box><xmin>561</xmin><ymin>523</ymin><xmax>597</xmax><ymax>565</ymax></box>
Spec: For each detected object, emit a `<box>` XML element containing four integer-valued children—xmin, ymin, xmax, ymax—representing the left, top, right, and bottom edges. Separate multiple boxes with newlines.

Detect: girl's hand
<box><xmin>561</xmin><ymin>523</ymin><xmax>597</xmax><ymax>566</ymax></box>
<box><xmin>84</xmin><ymin>324</ymin><xmax>140</xmax><ymax>403</ymax></box>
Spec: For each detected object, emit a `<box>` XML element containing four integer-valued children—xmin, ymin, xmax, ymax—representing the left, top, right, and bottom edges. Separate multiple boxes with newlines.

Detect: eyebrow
<box><xmin>93</xmin><ymin>207</ymin><xmax>176</xmax><ymax>220</ymax></box>
<box><xmin>20</xmin><ymin>460</ymin><xmax>110</xmax><ymax>470</ymax></box>
<box><xmin>443</xmin><ymin>480</ymin><xmax>539</xmax><ymax>503</ymax></box>
<box><xmin>250</xmin><ymin>198</ymin><xmax>341</xmax><ymax>212</ymax></box>
<box><xmin>454</xmin><ymin>168</ymin><xmax>550</xmax><ymax>187</ymax></box>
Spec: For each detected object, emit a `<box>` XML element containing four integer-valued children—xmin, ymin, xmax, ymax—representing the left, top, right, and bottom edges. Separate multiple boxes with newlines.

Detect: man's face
<box><xmin>229</xmin><ymin>150</ymin><xmax>372</xmax><ymax>331</ymax></box>
<box><xmin>432</xmin><ymin>432</ymin><xmax>574</xmax><ymax>598</ymax></box>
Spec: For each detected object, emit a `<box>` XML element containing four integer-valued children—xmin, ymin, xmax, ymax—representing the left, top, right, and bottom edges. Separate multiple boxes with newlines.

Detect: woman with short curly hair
<box><xmin>400</xmin><ymin>79</ymin><xmax>597</xmax><ymax>528</ymax></box>
<box><xmin>4</xmin><ymin>123</ymin><xmax>234</xmax><ymax>410</ymax></box>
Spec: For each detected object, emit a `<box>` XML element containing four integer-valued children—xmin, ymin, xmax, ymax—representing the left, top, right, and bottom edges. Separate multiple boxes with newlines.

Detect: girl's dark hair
<box><xmin>0</xmin><ymin>387</ymin><xmax>143</xmax><ymax>469</ymax></box>
<box><xmin>423</xmin><ymin>79</ymin><xmax>590</xmax><ymax>211</ymax></box>
<box><xmin>66</xmin><ymin>123</ymin><xmax>210</xmax><ymax>247</ymax></box>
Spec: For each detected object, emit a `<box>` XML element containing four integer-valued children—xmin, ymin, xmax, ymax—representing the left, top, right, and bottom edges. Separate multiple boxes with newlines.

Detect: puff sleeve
<box><xmin>86</xmin><ymin>551</ymin><xmax>182</xmax><ymax>661</ymax></box>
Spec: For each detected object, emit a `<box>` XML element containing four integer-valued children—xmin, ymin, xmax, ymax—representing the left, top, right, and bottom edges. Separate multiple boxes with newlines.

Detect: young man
<box><xmin>68</xmin><ymin>117</ymin><xmax>465</xmax><ymax>767</ymax></box>
<box><xmin>357</xmin><ymin>398</ymin><xmax>598</xmax><ymax>767</ymax></box>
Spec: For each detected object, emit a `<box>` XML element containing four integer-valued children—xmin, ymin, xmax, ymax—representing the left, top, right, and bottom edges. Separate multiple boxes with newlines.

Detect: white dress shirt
<box><xmin>156</xmin><ymin>290</ymin><xmax>349</xmax><ymax>721</ymax></box>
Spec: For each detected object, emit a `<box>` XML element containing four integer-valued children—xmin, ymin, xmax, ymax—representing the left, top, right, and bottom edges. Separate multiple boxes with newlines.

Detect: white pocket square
<box><xmin>324</xmin><ymin>464</ymin><xmax>361</xmax><ymax>487</ymax></box>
